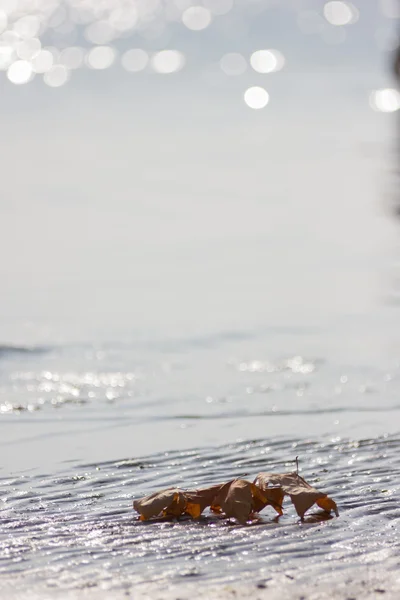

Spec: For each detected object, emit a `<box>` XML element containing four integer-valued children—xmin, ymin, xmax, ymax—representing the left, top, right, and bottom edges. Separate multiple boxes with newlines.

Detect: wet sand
<box><xmin>2</xmin><ymin>567</ymin><xmax>400</xmax><ymax>600</ymax></box>
<box><xmin>1</xmin><ymin>434</ymin><xmax>399</xmax><ymax>600</ymax></box>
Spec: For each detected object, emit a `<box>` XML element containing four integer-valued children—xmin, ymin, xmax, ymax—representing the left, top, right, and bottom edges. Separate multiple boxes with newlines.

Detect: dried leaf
<box><xmin>255</xmin><ymin>472</ymin><xmax>339</xmax><ymax>519</ymax></box>
<box><xmin>210</xmin><ymin>479</ymin><xmax>276</xmax><ymax>524</ymax></box>
<box><xmin>133</xmin><ymin>487</ymin><xmax>186</xmax><ymax>521</ymax></box>
<box><xmin>164</xmin><ymin>491</ymin><xmax>187</xmax><ymax>518</ymax></box>
<box><xmin>316</xmin><ymin>496</ymin><xmax>338</xmax><ymax>514</ymax></box>
<box><xmin>185</xmin><ymin>483</ymin><xmax>226</xmax><ymax>518</ymax></box>
<box><xmin>133</xmin><ymin>466</ymin><xmax>339</xmax><ymax>524</ymax></box>
<box><xmin>133</xmin><ymin>483</ymin><xmax>227</xmax><ymax>521</ymax></box>
<box><xmin>251</xmin><ymin>482</ymin><xmax>284</xmax><ymax>516</ymax></box>
<box><xmin>213</xmin><ymin>479</ymin><xmax>254</xmax><ymax>524</ymax></box>
<box><xmin>185</xmin><ymin>502</ymin><xmax>202</xmax><ymax>518</ymax></box>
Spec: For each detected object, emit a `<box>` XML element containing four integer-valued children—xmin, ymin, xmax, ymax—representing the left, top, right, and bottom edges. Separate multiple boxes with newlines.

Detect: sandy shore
<box><xmin>2</xmin><ymin>567</ymin><xmax>399</xmax><ymax>600</ymax></box>
<box><xmin>131</xmin><ymin>569</ymin><xmax>400</xmax><ymax>600</ymax></box>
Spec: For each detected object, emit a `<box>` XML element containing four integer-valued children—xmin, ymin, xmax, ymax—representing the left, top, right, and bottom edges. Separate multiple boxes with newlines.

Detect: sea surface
<box><xmin>1</xmin><ymin>0</ymin><xmax>400</xmax><ymax>597</ymax></box>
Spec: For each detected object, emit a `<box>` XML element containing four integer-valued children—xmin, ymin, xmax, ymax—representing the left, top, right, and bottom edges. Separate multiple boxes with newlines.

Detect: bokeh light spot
<box><xmin>43</xmin><ymin>65</ymin><xmax>69</xmax><ymax>87</ymax></box>
<box><xmin>220</xmin><ymin>52</ymin><xmax>247</xmax><ymax>76</ymax></box>
<box><xmin>48</xmin><ymin>6</ymin><xmax>67</xmax><ymax>29</ymax></box>
<box><xmin>121</xmin><ymin>49</ymin><xmax>149</xmax><ymax>72</ymax></box>
<box><xmin>60</xmin><ymin>46</ymin><xmax>84</xmax><ymax>70</ymax></box>
<box><xmin>0</xmin><ymin>10</ymin><xmax>7</xmax><ymax>35</ymax></box>
<box><xmin>0</xmin><ymin>0</ymin><xmax>17</xmax><ymax>14</ymax></box>
<box><xmin>7</xmin><ymin>59</ymin><xmax>33</xmax><ymax>84</ymax></box>
<box><xmin>86</xmin><ymin>45</ymin><xmax>116</xmax><ymax>70</ymax></box>
<box><xmin>32</xmin><ymin>49</ymin><xmax>54</xmax><ymax>73</ymax></box>
<box><xmin>109</xmin><ymin>7</ymin><xmax>138</xmax><ymax>32</ymax></box>
<box><xmin>2</xmin><ymin>30</ymin><xmax>19</xmax><ymax>47</ymax></box>
<box><xmin>323</xmin><ymin>1</ymin><xmax>358</xmax><ymax>26</ymax></box>
<box><xmin>370</xmin><ymin>88</ymin><xmax>400</xmax><ymax>113</ymax></box>
<box><xmin>182</xmin><ymin>6</ymin><xmax>212</xmax><ymax>31</ymax></box>
<box><xmin>0</xmin><ymin>45</ymin><xmax>14</xmax><ymax>71</ymax></box>
<box><xmin>250</xmin><ymin>49</ymin><xmax>285</xmax><ymax>74</ymax></box>
<box><xmin>13</xmin><ymin>15</ymin><xmax>41</xmax><ymax>38</ymax></box>
<box><xmin>151</xmin><ymin>50</ymin><xmax>185</xmax><ymax>74</ymax></box>
<box><xmin>16</xmin><ymin>37</ymin><xmax>41</xmax><ymax>60</ymax></box>
<box><xmin>85</xmin><ymin>20</ymin><xmax>116</xmax><ymax>45</ymax></box>
<box><xmin>244</xmin><ymin>86</ymin><xmax>269</xmax><ymax>109</ymax></box>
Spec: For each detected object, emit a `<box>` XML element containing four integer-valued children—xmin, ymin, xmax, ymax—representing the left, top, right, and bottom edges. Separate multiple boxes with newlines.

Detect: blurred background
<box><xmin>0</xmin><ymin>0</ymin><xmax>399</xmax><ymax>342</ymax></box>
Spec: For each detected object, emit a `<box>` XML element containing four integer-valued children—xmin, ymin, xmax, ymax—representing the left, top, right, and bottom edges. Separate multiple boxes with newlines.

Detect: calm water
<box><xmin>1</xmin><ymin>0</ymin><xmax>400</xmax><ymax>596</ymax></box>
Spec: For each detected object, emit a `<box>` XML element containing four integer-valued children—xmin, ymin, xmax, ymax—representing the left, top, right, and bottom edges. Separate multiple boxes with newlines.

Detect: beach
<box><xmin>1</xmin><ymin>0</ymin><xmax>400</xmax><ymax>597</ymax></box>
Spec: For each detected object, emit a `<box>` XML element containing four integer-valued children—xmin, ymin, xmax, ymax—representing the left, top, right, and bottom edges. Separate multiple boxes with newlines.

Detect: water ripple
<box><xmin>0</xmin><ymin>435</ymin><xmax>399</xmax><ymax>594</ymax></box>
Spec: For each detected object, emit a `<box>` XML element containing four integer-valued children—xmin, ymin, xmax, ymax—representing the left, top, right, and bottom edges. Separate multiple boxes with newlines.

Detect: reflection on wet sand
<box><xmin>0</xmin><ymin>435</ymin><xmax>399</xmax><ymax>595</ymax></box>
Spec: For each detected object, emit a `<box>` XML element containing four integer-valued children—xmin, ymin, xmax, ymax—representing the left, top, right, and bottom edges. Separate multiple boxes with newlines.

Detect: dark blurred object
<box><xmin>395</xmin><ymin>45</ymin><xmax>400</xmax><ymax>80</ymax></box>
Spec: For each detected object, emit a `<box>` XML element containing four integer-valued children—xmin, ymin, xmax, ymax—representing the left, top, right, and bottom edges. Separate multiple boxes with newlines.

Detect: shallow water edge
<box><xmin>1</xmin><ymin>434</ymin><xmax>399</xmax><ymax>598</ymax></box>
